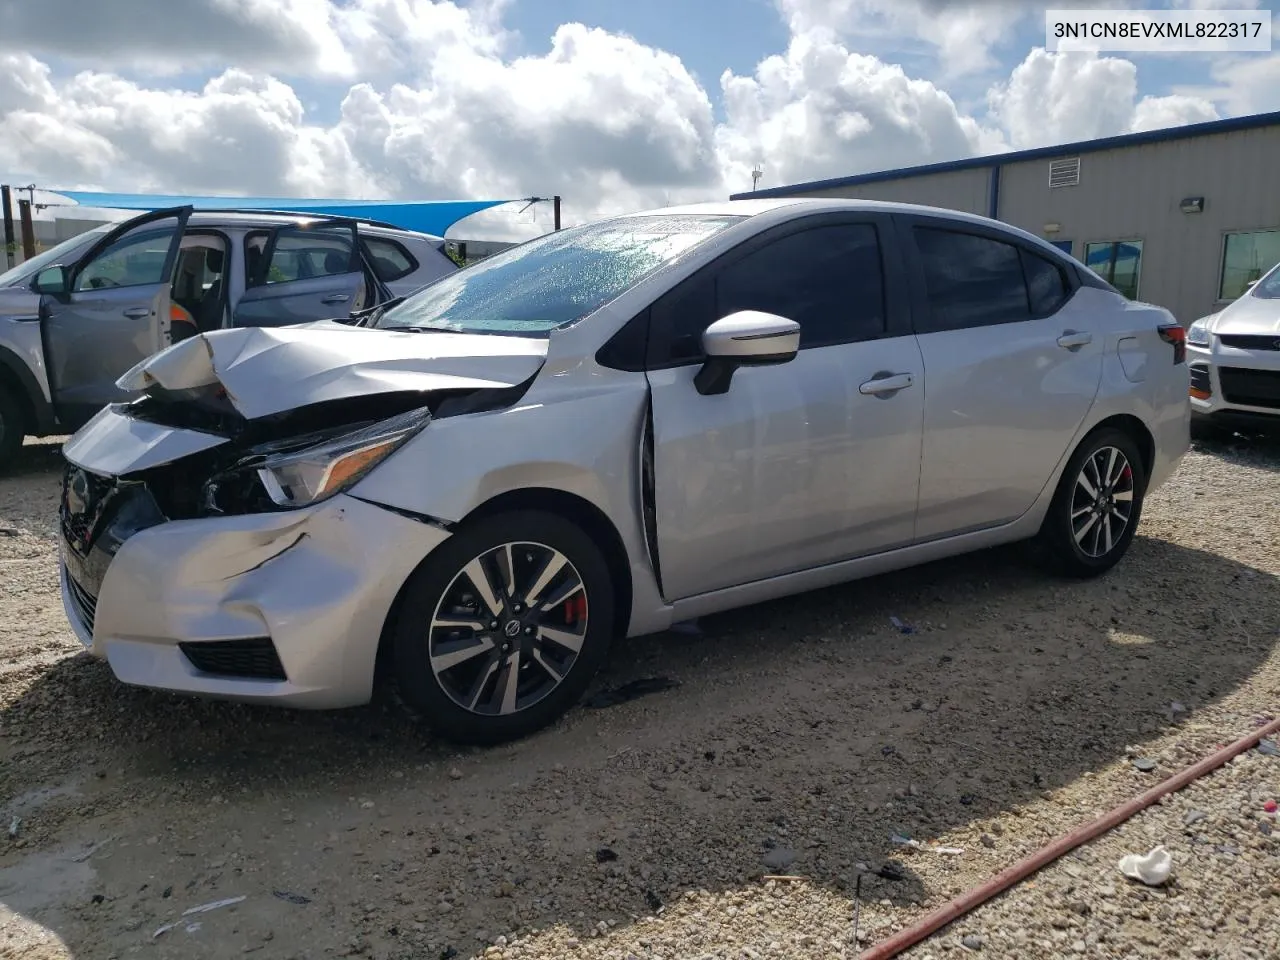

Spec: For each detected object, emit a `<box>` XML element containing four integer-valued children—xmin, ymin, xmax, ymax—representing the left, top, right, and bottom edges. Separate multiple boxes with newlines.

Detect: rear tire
<box><xmin>1037</xmin><ymin>427</ymin><xmax>1147</xmax><ymax>578</ymax></box>
<box><xmin>388</xmin><ymin>510</ymin><xmax>615</xmax><ymax>745</ymax></box>
<box><xmin>0</xmin><ymin>386</ymin><xmax>25</xmax><ymax>473</ymax></box>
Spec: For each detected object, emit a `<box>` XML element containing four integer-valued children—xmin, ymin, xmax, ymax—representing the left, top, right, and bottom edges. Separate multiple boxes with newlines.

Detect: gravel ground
<box><xmin>1</xmin><ymin>433</ymin><xmax>1278</xmax><ymax>960</ymax></box>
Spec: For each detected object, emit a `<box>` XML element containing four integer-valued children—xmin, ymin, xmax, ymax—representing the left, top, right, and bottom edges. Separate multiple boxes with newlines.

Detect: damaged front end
<box><xmin>56</xmin><ymin>324</ymin><xmax>546</xmax><ymax>707</ymax></box>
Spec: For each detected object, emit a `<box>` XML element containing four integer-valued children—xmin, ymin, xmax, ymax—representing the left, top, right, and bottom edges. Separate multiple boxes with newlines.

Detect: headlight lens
<box><xmin>1187</xmin><ymin>318</ymin><xmax>1212</xmax><ymax>347</ymax></box>
<box><xmin>256</xmin><ymin>406</ymin><xmax>431</xmax><ymax>508</ymax></box>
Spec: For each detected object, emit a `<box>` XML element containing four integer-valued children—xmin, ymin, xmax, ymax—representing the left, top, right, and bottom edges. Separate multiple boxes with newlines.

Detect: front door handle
<box><xmin>321</xmin><ymin>293</ymin><xmax>351</xmax><ymax>304</ymax></box>
<box><xmin>123</xmin><ymin>306</ymin><xmax>152</xmax><ymax>319</ymax></box>
<box><xmin>859</xmin><ymin>372</ymin><xmax>915</xmax><ymax>396</ymax></box>
<box><xmin>1057</xmin><ymin>330</ymin><xmax>1093</xmax><ymax>350</ymax></box>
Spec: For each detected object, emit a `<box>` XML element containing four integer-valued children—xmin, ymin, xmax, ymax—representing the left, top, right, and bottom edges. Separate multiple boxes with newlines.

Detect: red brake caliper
<box><xmin>564</xmin><ymin>594</ymin><xmax>587</xmax><ymax>625</ymax></box>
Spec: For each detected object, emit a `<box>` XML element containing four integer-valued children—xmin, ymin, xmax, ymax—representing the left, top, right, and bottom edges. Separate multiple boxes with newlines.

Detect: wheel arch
<box><xmin>1083</xmin><ymin>413</ymin><xmax>1155</xmax><ymax>485</ymax></box>
<box><xmin>0</xmin><ymin>344</ymin><xmax>56</xmax><ymax>437</ymax></box>
<box><xmin>373</xmin><ymin>486</ymin><xmax>635</xmax><ymax>685</ymax></box>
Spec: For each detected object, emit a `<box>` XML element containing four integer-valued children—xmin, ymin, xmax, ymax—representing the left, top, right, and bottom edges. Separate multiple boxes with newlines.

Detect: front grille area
<box><xmin>60</xmin><ymin>465</ymin><xmax>119</xmax><ymax>555</ymax></box>
<box><xmin>1189</xmin><ymin>363</ymin><xmax>1212</xmax><ymax>395</ymax></box>
<box><xmin>180</xmin><ymin>639</ymin><xmax>287</xmax><ymax>681</ymax></box>
<box><xmin>1219</xmin><ymin>334</ymin><xmax>1280</xmax><ymax>352</ymax></box>
<box><xmin>65</xmin><ymin>567</ymin><xmax>98</xmax><ymax>634</ymax></box>
<box><xmin>1219</xmin><ymin>367</ymin><xmax>1280</xmax><ymax>410</ymax></box>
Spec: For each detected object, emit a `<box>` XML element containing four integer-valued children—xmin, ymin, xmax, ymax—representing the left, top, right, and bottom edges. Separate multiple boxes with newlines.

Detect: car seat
<box><xmin>195</xmin><ymin>247</ymin><xmax>225</xmax><ymax>332</ymax></box>
<box><xmin>324</xmin><ymin>249</ymin><xmax>352</xmax><ymax>275</ymax></box>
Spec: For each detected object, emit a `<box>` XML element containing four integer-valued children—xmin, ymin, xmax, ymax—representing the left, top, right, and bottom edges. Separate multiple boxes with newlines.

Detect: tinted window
<box><xmin>74</xmin><ymin>223</ymin><xmax>178</xmax><ymax>292</ymax></box>
<box><xmin>656</xmin><ymin>222</ymin><xmax>887</xmax><ymax>364</ymax></box>
<box><xmin>718</xmin><ymin>224</ymin><xmax>885</xmax><ymax>349</ymax></box>
<box><xmin>914</xmin><ymin>227</ymin><xmax>1030</xmax><ymax>332</ymax></box>
<box><xmin>363</xmin><ymin>237</ymin><xmax>417</xmax><ymax>282</ymax></box>
<box><xmin>1021</xmin><ymin>249</ymin><xmax>1069</xmax><ymax>315</ymax></box>
<box><xmin>376</xmin><ymin>214</ymin><xmax>740</xmax><ymax>337</ymax></box>
<box><xmin>261</xmin><ymin>228</ymin><xmax>355</xmax><ymax>285</ymax></box>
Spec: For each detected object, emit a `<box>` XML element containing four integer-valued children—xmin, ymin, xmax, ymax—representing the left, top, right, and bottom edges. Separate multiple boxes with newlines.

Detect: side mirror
<box><xmin>1246</xmin><ymin>279</ymin><xmax>1258</xmax><ymax>289</ymax></box>
<box><xmin>33</xmin><ymin>265</ymin><xmax>68</xmax><ymax>294</ymax></box>
<box><xmin>694</xmin><ymin>310</ymin><xmax>800</xmax><ymax>396</ymax></box>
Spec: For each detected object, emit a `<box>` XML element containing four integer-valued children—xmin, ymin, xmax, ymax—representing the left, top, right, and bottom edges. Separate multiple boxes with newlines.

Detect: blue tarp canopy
<box><xmin>48</xmin><ymin>190</ymin><xmax>513</xmax><ymax>237</ymax></box>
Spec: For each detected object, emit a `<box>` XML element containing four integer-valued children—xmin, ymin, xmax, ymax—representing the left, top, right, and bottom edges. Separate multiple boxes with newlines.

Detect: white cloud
<box><xmin>0</xmin><ymin>0</ymin><xmax>1266</xmax><ymax>241</ymax></box>
<box><xmin>987</xmin><ymin>48</ymin><xmax>1219</xmax><ymax>149</ymax></box>
<box><xmin>716</xmin><ymin>31</ymin><xmax>1006</xmax><ymax>192</ymax></box>
<box><xmin>0</xmin><ymin>0</ymin><xmax>355</xmax><ymax>78</ymax></box>
<box><xmin>1174</xmin><ymin>54</ymin><xmax>1280</xmax><ymax>116</ymax></box>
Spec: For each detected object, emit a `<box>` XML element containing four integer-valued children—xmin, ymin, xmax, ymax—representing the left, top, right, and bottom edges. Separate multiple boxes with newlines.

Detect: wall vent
<box><xmin>1049</xmin><ymin>156</ymin><xmax>1081</xmax><ymax>188</ymax></box>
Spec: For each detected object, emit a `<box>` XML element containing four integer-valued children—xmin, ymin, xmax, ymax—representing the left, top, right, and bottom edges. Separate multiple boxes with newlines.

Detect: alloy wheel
<box><xmin>1070</xmin><ymin>445</ymin><xmax>1135</xmax><ymax>559</ymax></box>
<box><xmin>428</xmin><ymin>541</ymin><xmax>589</xmax><ymax>716</ymax></box>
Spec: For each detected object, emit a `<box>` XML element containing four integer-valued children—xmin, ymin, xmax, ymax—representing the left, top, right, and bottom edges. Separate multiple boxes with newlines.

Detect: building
<box><xmin>731</xmin><ymin>111</ymin><xmax>1280</xmax><ymax>325</ymax></box>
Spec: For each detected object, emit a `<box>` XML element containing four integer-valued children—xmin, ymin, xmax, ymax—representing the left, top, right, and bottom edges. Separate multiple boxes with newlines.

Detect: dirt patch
<box><xmin>1</xmin><ymin>434</ymin><xmax>1278</xmax><ymax>960</ymax></box>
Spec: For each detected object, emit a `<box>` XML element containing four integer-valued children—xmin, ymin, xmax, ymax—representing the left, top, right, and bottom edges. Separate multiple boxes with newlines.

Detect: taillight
<box><xmin>1158</xmin><ymin>324</ymin><xmax>1186</xmax><ymax>365</ymax></box>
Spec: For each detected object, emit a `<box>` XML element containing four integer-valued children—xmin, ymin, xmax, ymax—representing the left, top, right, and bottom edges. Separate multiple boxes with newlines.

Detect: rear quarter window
<box><xmin>362</xmin><ymin>237</ymin><xmax>418</xmax><ymax>282</ymax></box>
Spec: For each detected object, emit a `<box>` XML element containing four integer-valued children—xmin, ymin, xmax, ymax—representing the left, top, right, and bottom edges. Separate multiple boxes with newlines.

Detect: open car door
<box><xmin>232</xmin><ymin>218</ymin><xmax>385</xmax><ymax>328</ymax></box>
<box><xmin>39</xmin><ymin>205</ymin><xmax>192</xmax><ymax>431</ymax></box>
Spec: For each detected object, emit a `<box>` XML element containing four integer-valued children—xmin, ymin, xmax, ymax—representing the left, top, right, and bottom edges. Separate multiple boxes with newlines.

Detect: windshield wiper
<box><xmin>353</xmin><ymin>296</ymin><xmax>406</xmax><ymax>328</ymax></box>
<box><xmin>390</xmin><ymin>324</ymin><xmax>461</xmax><ymax>334</ymax></box>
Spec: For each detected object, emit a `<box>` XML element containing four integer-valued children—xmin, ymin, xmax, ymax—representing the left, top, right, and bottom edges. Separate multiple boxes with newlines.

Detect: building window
<box><xmin>1085</xmin><ymin>240</ymin><xmax>1143</xmax><ymax>300</ymax></box>
<box><xmin>1219</xmin><ymin>229</ymin><xmax>1280</xmax><ymax>301</ymax></box>
<box><xmin>1049</xmin><ymin>239</ymin><xmax>1074</xmax><ymax>255</ymax></box>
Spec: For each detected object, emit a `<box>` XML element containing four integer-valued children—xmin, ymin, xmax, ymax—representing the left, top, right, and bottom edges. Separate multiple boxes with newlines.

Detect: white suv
<box><xmin>1187</xmin><ymin>262</ymin><xmax>1280</xmax><ymax>437</ymax></box>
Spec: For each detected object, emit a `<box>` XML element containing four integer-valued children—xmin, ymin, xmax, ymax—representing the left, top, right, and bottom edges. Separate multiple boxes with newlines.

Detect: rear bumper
<box><xmin>61</xmin><ymin>494</ymin><xmax>450</xmax><ymax>709</ymax></box>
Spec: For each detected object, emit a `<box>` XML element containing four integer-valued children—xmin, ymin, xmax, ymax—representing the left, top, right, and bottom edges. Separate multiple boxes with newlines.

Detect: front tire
<box><xmin>1037</xmin><ymin>427</ymin><xmax>1147</xmax><ymax>578</ymax></box>
<box><xmin>0</xmin><ymin>386</ymin><xmax>25</xmax><ymax>473</ymax></box>
<box><xmin>389</xmin><ymin>510</ymin><xmax>615</xmax><ymax>745</ymax></box>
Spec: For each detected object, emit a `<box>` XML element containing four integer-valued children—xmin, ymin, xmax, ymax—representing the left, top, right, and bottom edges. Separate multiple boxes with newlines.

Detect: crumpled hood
<box><xmin>1208</xmin><ymin>294</ymin><xmax>1280</xmax><ymax>335</ymax></box>
<box><xmin>116</xmin><ymin>320</ymin><xmax>549</xmax><ymax>420</ymax></box>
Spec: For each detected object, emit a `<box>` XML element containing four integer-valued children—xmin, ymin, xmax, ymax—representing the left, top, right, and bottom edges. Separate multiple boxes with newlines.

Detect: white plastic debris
<box><xmin>1118</xmin><ymin>845</ymin><xmax>1172</xmax><ymax>886</ymax></box>
<box><xmin>182</xmin><ymin>895</ymin><xmax>246</xmax><ymax>916</ymax></box>
<box><xmin>152</xmin><ymin>896</ymin><xmax>246</xmax><ymax>938</ymax></box>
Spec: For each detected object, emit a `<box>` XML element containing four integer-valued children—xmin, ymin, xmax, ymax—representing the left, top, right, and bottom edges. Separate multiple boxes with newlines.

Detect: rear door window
<box><xmin>913</xmin><ymin>227</ymin><xmax>1033</xmax><ymax>333</ymax></box>
<box><xmin>246</xmin><ymin>227</ymin><xmax>357</xmax><ymax>286</ymax></box>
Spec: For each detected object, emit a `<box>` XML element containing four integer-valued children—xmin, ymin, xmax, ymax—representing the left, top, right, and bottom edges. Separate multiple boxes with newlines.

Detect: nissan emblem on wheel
<box><xmin>54</xmin><ymin>199</ymin><xmax>1190</xmax><ymax>745</ymax></box>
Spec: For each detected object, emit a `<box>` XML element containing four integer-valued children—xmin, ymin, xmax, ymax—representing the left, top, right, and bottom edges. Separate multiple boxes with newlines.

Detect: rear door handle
<box><xmin>321</xmin><ymin>293</ymin><xmax>351</xmax><ymax>304</ymax></box>
<box><xmin>859</xmin><ymin>372</ymin><xmax>915</xmax><ymax>396</ymax></box>
<box><xmin>1057</xmin><ymin>330</ymin><xmax>1093</xmax><ymax>349</ymax></box>
<box><xmin>123</xmin><ymin>307</ymin><xmax>152</xmax><ymax>319</ymax></box>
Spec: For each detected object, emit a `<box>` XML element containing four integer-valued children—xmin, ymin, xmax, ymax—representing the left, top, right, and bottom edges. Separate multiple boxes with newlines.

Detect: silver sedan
<box><xmin>57</xmin><ymin>198</ymin><xmax>1190</xmax><ymax>744</ymax></box>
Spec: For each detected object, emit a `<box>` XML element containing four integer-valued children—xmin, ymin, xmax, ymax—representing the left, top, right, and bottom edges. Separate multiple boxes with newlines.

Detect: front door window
<box><xmin>74</xmin><ymin>226</ymin><xmax>179</xmax><ymax>291</ymax></box>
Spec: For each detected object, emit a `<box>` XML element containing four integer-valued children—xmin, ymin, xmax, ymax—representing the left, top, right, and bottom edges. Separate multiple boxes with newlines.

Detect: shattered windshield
<box><xmin>374</xmin><ymin>214</ymin><xmax>743</xmax><ymax>336</ymax></box>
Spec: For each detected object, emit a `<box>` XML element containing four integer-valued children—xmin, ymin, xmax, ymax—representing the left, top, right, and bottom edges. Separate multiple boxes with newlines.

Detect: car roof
<box><xmin>175</xmin><ymin>209</ymin><xmax>441</xmax><ymax>240</ymax></box>
<box><xmin>628</xmin><ymin>197</ymin><xmax>1073</xmax><ymax>259</ymax></box>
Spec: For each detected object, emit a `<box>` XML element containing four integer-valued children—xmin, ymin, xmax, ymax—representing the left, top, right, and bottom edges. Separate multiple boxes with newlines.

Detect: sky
<box><xmin>0</xmin><ymin>0</ymin><xmax>1277</xmax><ymax>239</ymax></box>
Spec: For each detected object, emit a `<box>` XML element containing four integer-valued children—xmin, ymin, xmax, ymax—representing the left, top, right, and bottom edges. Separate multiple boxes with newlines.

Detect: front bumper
<box><xmin>60</xmin><ymin>492</ymin><xmax>450</xmax><ymax>709</ymax></box>
<box><xmin>1187</xmin><ymin>341</ymin><xmax>1280</xmax><ymax>428</ymax></box>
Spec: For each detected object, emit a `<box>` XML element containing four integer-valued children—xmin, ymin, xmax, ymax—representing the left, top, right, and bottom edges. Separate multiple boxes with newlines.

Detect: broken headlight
<box><xmin>257</xmin><ymin>406</ymin><xmax>433</xmax><ymax>508</ymax></box>
<box><xmin>205</xmin><ymin>406</ymin><xmax>432</xmax><ymax>513</ymax></box>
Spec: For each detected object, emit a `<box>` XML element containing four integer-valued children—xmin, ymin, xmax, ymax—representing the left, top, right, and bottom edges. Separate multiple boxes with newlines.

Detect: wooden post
<box><xmin>1</xmin><ymin>186</ymin><xmax>14</xmax><ymax>269</ymax></box>
<box><xmin>17</xmin><ymin>198</ymin><xmax>36</xmax><ymax>260</ymax></box>
<box><xmin>553</xmin><ymin>195</ymin><xmax>561</xmax><ymax>231</ymax></box>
